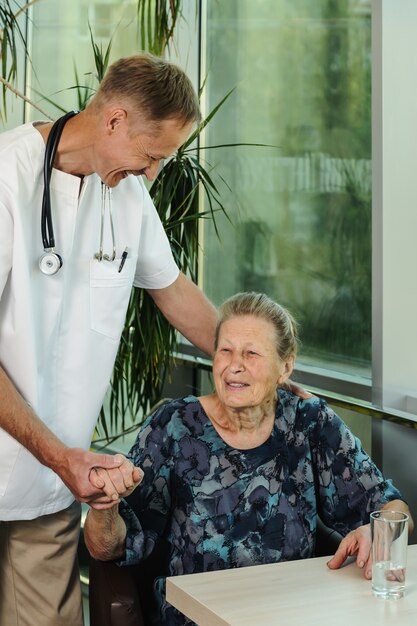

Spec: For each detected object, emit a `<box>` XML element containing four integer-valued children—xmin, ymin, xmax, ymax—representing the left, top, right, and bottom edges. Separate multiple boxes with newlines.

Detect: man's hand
<box><xmin>327</xmin><ymin>525</ymin><xmax>372</xmax><ymax>579</ymax></box>
<box><xmin>89</xmin><ymin>455</ymin><xmax>143</xmax><ymax>510</ymax></box>
<box><xmin>283</xmin><ymin>378</ymin><xmax>314</xmax><ymax>400</ymax></box>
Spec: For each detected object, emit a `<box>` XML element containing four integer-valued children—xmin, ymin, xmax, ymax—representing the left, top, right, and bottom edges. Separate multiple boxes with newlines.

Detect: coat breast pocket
<box><xmin>90</xmin><ymin>257</ymin><xmax>137</xmax><ymax>341</ymax></box>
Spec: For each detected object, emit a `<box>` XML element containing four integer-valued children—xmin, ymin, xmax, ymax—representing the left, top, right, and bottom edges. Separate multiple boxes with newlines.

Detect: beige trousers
<box><xmin>0</xmin><ymin>501</ymin><xmax>84</xmax><ymax>626</ymax></box>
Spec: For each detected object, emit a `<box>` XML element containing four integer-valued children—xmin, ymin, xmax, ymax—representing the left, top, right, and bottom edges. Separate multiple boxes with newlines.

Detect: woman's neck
<box><xmin>200</xmin><ymin>393</ymin><xmax>277</xmax><ymax>449</ymax></box>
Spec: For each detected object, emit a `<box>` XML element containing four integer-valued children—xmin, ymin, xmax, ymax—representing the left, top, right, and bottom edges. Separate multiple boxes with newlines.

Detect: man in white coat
<box><xmin>0</xmin><ymin>53</ymin><xmax>218</xmax><ymax>626</ymax></box>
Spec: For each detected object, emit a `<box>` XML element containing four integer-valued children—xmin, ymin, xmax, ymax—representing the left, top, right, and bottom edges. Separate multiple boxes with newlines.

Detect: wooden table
<box><xmin>166</xmin><ymin>544</ymin><xmax>417</xmax><ymax>625</ymax></box>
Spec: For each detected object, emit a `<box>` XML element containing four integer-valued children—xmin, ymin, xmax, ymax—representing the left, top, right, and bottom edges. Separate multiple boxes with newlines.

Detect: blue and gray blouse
<box><xmin>118</xmin><ymin>390</ymin><xmax>402</xmax><ymax>625</ymax></box>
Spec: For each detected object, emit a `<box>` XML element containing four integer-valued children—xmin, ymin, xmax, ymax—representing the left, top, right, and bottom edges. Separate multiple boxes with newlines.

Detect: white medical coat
<box><xmin>0</xmin><ymin>122</ymin><xmax>179</xmax><ymax>520</ymax></box>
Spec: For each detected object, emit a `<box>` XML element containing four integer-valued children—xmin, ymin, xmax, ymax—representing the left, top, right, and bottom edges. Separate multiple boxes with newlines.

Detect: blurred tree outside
<box><xmin>202</xmin><ymin>0</ymin><xmax>372</xmax><ymax>373</ymax></box>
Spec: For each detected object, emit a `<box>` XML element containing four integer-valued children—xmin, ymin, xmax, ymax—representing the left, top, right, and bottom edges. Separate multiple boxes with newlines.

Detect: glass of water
<box><xmin>370</xmin><ymin>510</ymin><xmax>409</xmax><ymax>599</ymax></box>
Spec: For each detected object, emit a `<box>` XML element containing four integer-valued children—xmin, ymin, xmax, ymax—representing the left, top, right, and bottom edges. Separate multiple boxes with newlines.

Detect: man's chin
<box><xmin>102</xmin><ymin>170</ymin><xmax>141</xmax><ymax>187</ymax></box>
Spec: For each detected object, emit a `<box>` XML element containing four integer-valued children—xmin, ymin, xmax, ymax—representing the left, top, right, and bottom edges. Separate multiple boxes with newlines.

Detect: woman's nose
<box><xmin>229</xmin><ymin>353</ymin><xmax>244</xmax><ymax>372</ymax></box>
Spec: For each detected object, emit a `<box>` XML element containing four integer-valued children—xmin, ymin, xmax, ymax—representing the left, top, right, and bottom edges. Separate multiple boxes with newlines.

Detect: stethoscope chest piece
<box><xmin>39</xmin><ymin>250</ymin><xmax>63</xmax><ymax>275</ymax></box>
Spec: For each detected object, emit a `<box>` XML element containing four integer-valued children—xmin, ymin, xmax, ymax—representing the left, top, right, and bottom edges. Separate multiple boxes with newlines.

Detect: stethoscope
<box><xmin>39</xmin><ymin>111</ymin><xmax>117</xmax><ymax>275</ymax></box>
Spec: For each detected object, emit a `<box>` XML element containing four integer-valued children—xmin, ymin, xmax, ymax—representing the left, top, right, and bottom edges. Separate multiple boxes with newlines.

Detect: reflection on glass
<box><xmin>202</xmin><ymin>0</ymin><xmax>371</xmax><ymax>376</ymax></box>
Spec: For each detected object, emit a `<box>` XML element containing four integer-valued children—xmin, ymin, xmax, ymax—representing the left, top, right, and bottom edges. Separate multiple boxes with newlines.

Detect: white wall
<box><xmin>372</xmin><ymin>0</ymin><xmax>417</xmax><ymax>413</ymax></box>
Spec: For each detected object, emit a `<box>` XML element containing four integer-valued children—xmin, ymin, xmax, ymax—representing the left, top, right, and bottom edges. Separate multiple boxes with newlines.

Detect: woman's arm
<box><xmin>312</xmin><ymin>398</ymin><xmax>405</xmax><ymax>533</ymax></box>
<box><xmin>84</xmin><ymin>465</ymin><xmax>144</xmax><ymax>559</ymax></box>
<box><xmin>383</xmin><ymin>499</ymin><xmax>414</xmax><ymax>533</ymax></box>
<box><xmin>310</xmin><ymin>398</ymin><xmax>412</xmax><ymax>577</ymax></box>
<box><xmin>85</xmin><ymin>404</ymin><xmax>175</xmax><ymax>566</ymax></box>
<box><xmin>84</xmin><ymin>506</ymin><xmax>127</xmax><ymax>561</ymax></box>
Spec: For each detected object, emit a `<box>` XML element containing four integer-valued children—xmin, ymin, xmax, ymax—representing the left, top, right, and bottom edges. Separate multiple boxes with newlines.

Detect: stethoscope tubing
<box><xmin>39</xmin><ymin>110</ymin><xmax>117</xmax><ymax>274</ymax></box>
<box><xmin>41</xmin><ymin>110</ymin><xmax>78</xmax><ymax>251</ymax></box>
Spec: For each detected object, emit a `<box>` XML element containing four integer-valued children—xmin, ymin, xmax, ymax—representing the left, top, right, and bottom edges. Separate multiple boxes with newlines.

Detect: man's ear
<box><xmin>105</xmin><ymin>108</ymin><xmax>128</xmax><ymax>133</ymax></box>
<box><xmin>277</xmin><ymin>355</ymin><xmax>295</xmax><ymax>386</ymax></box>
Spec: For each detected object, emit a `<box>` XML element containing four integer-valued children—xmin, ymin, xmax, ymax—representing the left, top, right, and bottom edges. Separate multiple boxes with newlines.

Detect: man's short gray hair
<box><xmin>93</xmin><ymin>53</ymin><xmax>201</xmax><ymax>127</ymax></box>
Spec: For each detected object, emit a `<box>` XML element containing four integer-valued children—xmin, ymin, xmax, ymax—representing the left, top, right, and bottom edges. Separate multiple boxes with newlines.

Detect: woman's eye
<box><xmin>247</xmin><ymin>350</ymin><xmax>258</xmax><ymax>356</ymax></box>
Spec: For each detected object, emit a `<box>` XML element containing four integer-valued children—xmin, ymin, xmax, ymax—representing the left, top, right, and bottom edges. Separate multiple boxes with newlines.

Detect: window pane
<box><xmin>27</xmin><ymin>0</ymin><xmax>138</xmax><ymax>118</ymax></box>
<box><xmin>202</xmin><ymin>0</ymin><xmax>371</xmax><ymax>377</ymax></box>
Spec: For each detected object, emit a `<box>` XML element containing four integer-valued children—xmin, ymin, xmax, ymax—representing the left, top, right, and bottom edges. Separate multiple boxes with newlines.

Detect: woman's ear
<box><xmin>277</xmin><ymin>355</ymin><xmax>295</xmax><ymax>386</ymax></box>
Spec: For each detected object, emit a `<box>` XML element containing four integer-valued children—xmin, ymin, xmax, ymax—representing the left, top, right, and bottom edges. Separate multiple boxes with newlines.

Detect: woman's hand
<box><xmin>326</xmin><ymin>525</ymin><xmax>372</xmax><ymax>579</ymax></box>
<box><xmin>327</xmin><ymin>501</ymin><xmax>413</xmax><ymax>579</ymax></box>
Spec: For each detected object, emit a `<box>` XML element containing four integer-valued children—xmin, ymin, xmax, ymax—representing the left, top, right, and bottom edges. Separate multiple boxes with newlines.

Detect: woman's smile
<box><xmin>225</xmin><ymin>380</ymin><xmax>249</xmax><ymax>389</ymax></box>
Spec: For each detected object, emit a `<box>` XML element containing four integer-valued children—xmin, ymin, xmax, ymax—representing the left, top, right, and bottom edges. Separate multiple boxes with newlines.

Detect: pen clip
<box><xmin>118</xmin><ymin>247</ymin><xmax>128</xmax><ymax>273</ymax></box>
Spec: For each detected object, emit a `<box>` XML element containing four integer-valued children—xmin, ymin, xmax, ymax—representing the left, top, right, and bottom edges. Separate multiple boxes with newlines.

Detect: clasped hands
<box><xmin>57</xmin><ymin>448</ymin><xmax>143</xmax><ymax>510</ymax></box>
<box><xmin>88</xmin><ymin>454</ymin><xmax>143</xmax><ymax>509</ymax></box>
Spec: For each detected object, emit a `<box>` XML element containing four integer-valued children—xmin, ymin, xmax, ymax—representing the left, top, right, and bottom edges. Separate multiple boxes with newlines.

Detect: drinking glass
<box><xmin>370</xmin><ymin>510</ymin><xmax>409</xmax><ymax>599</ymax></box>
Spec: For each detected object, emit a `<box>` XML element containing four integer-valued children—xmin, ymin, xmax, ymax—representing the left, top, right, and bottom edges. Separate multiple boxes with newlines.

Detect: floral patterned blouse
<box><xmin>118</xmin><ymin>390</ymin><xmax>402</xmax><ymax>625</ymax></box>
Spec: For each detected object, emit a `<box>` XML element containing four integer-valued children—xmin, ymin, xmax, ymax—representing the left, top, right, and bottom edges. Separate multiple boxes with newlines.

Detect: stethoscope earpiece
<box><xmin>39</xmin><ymin>251</ymin><xmax>63</xmax><ymax>276</ymax></box>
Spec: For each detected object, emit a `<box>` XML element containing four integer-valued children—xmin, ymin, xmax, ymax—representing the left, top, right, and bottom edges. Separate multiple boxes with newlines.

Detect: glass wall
<box><xmin>26</xmin><ymin>0</ymin><xmax>139</xmax><ymax>120</ymax></box>
<box><xmin>201</xmin><ymin>0</ymin><xmax>372</xmax><ymax>379</ymax></box>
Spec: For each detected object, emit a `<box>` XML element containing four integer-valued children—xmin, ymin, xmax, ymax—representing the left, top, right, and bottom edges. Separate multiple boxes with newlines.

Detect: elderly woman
<box><xmin>85</xmin><ymin>292</ymin><xmax>412</xmax><ymax>626</ymax></box>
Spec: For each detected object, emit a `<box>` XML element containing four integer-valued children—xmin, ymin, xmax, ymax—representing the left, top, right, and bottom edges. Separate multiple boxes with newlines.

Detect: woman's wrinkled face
<box><xmin>213</xmin><ymin>315</ymin><xmax>293</xmax><ymax>411</ymax></box>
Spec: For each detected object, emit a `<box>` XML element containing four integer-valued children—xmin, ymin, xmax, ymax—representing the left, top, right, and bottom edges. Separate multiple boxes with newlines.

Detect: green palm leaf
<box><xmin>0</xmin><ymin>0</ymin><xmax>32</xmax><ymax>118</ymax></box>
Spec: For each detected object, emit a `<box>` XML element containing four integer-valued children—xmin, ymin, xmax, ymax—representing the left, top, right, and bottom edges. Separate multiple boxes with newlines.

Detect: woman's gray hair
<box><xmin>214</xmin><ymin>292</ymin><xmax>299</xmax><ymax>360</ymax></box>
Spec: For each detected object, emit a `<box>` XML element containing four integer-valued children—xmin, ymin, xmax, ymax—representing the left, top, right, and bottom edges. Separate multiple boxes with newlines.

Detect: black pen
<box><xmin>118</xmin><ymin>247</ymin><xmax>128</xmax><ymax>273</ymax></box>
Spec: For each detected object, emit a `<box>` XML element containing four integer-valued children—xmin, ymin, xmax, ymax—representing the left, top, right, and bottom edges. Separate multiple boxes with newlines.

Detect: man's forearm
<box><xmin>84</xmin><ymin>506</ymin><xmax>127</xmax><ymax>561</ymax></box>
<box><xmin>148</xmin><ymin>272</ymin><xmax>218</xmax><ymax>357</ymax></box>
<box><xmin>0</xmin><ymin>364</ymin><xmax>68</xmax><ymax>469</ymax></box>
<box><xmin>0</xmin><ymin>364</ymin><xmax>125</xmax><ymax>504</ymax></box>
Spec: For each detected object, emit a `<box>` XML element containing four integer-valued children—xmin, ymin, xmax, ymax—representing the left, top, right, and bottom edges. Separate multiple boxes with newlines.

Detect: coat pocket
<box><xmin>90</xmin><ymin>256</ymin><xmax>137</xmax><ymax>341</ymax></box>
